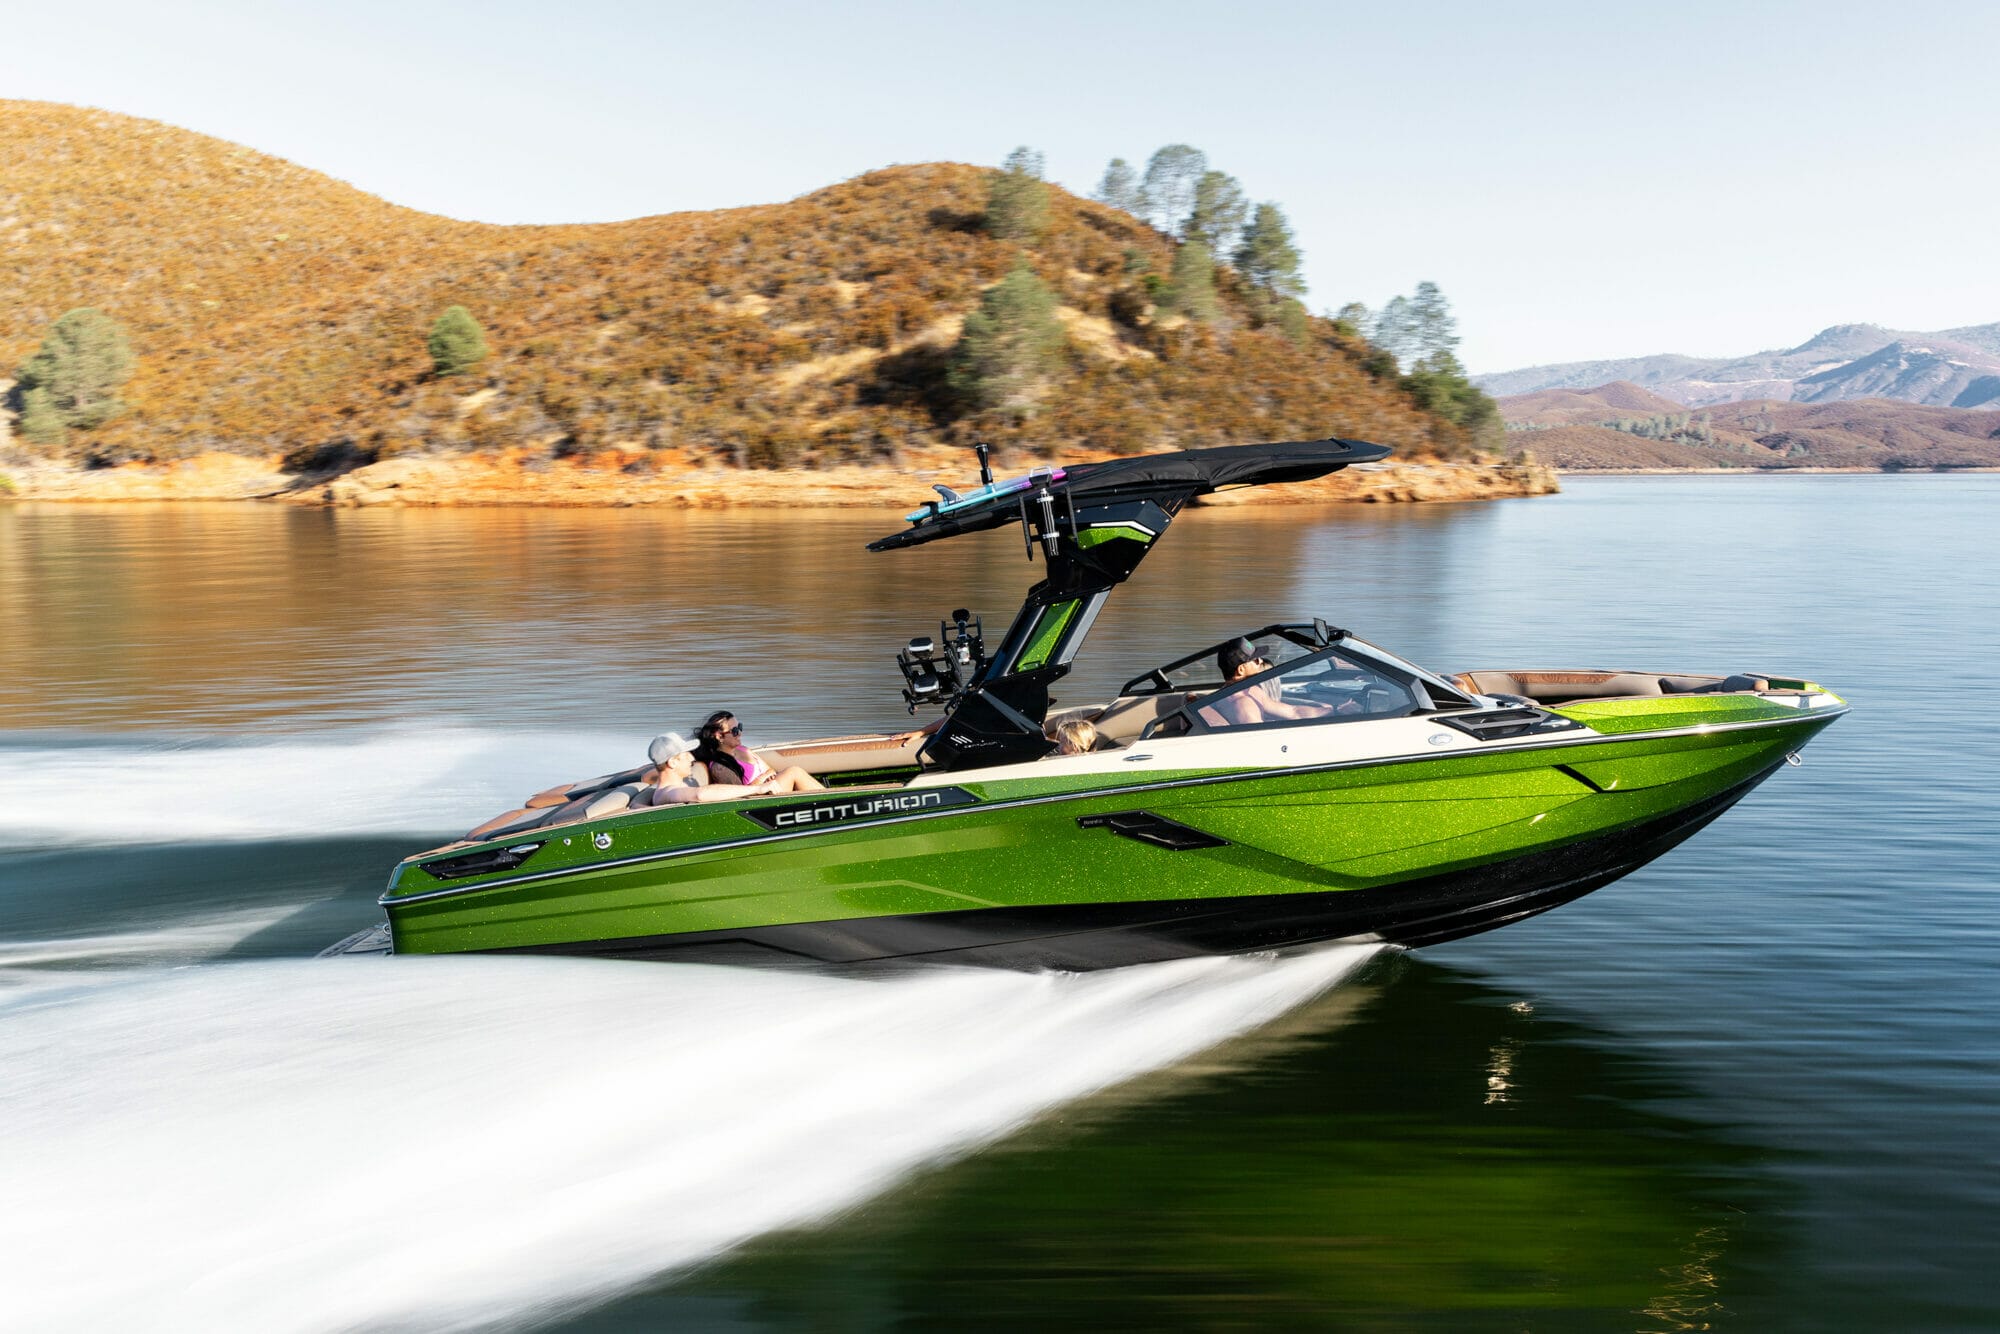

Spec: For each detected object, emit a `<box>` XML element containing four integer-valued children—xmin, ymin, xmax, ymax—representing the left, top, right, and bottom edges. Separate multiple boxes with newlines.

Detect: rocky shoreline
<box><xmin>0</xmin><ymin>450</ymin><xmax>1560</xmax><ymax>508</ymax></box>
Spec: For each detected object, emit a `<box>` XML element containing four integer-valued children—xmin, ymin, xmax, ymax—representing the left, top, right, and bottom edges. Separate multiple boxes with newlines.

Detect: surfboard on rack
<box><xmin>906</xmin><ymin>466</ymin><xmax>1067</xmax><ymax>523</ymax></box>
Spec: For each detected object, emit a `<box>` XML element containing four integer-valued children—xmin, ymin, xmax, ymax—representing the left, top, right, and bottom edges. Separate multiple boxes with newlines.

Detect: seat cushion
<box><xmin>1090</xmin><ymin>694</ymin><xmax>1195</xmax><ymax>744</ymax></box>
<box><xmin>584</xmin><ymin>783</ymin><xmax>644</xmax><ymax>818</ymax></box>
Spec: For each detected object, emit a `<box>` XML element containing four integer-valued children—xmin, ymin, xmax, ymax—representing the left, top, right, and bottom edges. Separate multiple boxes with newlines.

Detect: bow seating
<box><xmin>1448</xmin><ymin>670</ymin><xmax>1773</xmax><ymax>705</ymax></box>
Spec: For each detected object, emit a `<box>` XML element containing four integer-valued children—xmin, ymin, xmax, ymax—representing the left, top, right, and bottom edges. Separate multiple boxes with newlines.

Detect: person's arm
<box><xmin>1252</xmin><ymin>682</ymin><xmax>1334</xmax><ymax>720</ymax></box>
<box><xmin>660</xmin><ymin>779</ymin><xmax>776</xmax><ymax>804</ymax></box>
<box><xmin>889</xmin><ymin>717</ymin><xmax>945</xmax><ymax>745</ymax></box>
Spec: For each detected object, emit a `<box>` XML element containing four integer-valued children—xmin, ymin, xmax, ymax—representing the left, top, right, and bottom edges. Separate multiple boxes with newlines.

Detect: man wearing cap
<box><xmin>643</xmin><ymin>732</ymin><xmax>780</xmax><ymax>806</ymax></box>
<box><xmin>1206</xmin><ymin>638</ymin><xmax>1341</xmax><ymax>727</ymax></box>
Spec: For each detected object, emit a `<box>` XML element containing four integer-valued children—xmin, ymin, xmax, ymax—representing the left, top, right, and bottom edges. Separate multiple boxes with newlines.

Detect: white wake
<box><xmin>0</xmin><ymin>905</ymin><xmax>297</xmax><ymax>979</ymax></box>
<box><xmin>0</xmin><ymin>946</ymin><xmax>1374</xmax><ymax>1332</ymax></box>
<box><xmin>0</xmin><ymin>730</ymin><xmax>643</xmax><ymax>847</ymax></box>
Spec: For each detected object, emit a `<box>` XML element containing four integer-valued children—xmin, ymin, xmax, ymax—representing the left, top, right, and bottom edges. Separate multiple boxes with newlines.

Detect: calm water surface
<box><xmin>0</xmin><ymin>476</ymin><xmax>1994</xmax><ymax>1330</ymax></box>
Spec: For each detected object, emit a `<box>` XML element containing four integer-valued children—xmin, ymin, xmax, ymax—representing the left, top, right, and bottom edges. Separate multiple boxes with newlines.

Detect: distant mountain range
<box><xmin>1478</xmin><ymin>323</ymin><xmax>2000</xmax><ymax>409</ymax></box>
<box><xmin>1498</xmin><ymin>383</ymin><xmax>2000</xmax><ymax>471</ymax></box>
<box><xmin>1496</xmin><ymin>381</ymin><xmax>1690</xmax><ymax>425</ymax></box>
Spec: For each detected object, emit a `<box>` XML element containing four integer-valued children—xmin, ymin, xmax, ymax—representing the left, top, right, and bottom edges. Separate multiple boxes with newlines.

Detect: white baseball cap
<box><xmin>648</xmin><ymin>732</ymin><xmax>695</xmax><ymax>765</ymax></box>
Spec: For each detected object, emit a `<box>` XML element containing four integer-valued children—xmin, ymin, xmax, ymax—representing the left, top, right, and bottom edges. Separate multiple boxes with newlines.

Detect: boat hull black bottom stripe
<box><xmin>490</xmin><ymin>763</ymin><xmax>1781</xmax><ymax>971</ymax></box>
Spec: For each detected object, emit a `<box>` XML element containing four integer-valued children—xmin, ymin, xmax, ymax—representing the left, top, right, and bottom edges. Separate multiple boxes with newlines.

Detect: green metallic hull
<box><xmin>381</xmin><ymin>695</ymin><xmax>1842</xmax><ymax>968</ymax></box>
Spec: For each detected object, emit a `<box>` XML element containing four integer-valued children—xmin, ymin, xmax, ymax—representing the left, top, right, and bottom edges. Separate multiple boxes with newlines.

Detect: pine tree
<box><xmin>1002</xmin><ymin>145</ymin><xmax>1044</xmax><ymax>177</ymax></box>
<box><xmin>1162</xmin><ymin>241</ymin><xmax>1221</xmax><ymax>324</ymax></box>
<box><xmin>1407</xmin><ymin>281</ymin><xmax>1459</xmax><ymax>368</ymax></box>
<box><xmin>949</xmin><ymin>258</ymin><xmax>1068</xmax><ymax>415</ymax></box>
<box><xmin>1234</xmin><ymin>203</ymin><xmax>1306</xmax><ymax>301</ymax></box>
<box><xmin>427</xmin><ymin>306</ymin><xmax>489</xmax><ymax>377</ymax></box>
<box><xmin>986</xmin><ymin>146</ymin><xmax>1051</xmax><ymax>242</ymax></box>
<box><xmin>1140</xmin><ymin>145</ymin><xmax>1207</xmax><ymax>236</ymax></box>
<box><xmin>1372</xmin><ymin>295</ymin><xmax>1418</xmax><ymax>369</ymax></box>
<box><xmin>1093</xmin><ymin>158</ymin><xmax>1143</xmax><ymax>215</ymax></box>
<box><xmin>1186</xmin><ymin>170</ymin><xmax>1248</xmax><ymax>256</ymax></box>
<box><xmin>15</xmin><ymin>308</ymin><xmax>135</xmax><ymax>436</ymax></box>
<box><xmin>1333</xmin><ymin>301</ymin><xmax>1371</xmax><ymax>337</ymax></box>
<box><xmin>1378</xmin><ymin>280</ymin><xmax>1500</xmax><ymax>452</ymax></box>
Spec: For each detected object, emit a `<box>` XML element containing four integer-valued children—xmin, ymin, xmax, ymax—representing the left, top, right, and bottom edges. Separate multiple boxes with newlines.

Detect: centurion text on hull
<box><xmin>347</xmin><ymin>438</ymin><xmax>1846</xmax><ymax>969</ymax></box>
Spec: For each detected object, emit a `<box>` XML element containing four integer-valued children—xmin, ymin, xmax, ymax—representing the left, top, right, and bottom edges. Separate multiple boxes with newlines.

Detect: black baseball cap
<box><xmin>1217</xmin><ymin>637</ymin><xmax>1262</xmax><ymax>676</ymax></box>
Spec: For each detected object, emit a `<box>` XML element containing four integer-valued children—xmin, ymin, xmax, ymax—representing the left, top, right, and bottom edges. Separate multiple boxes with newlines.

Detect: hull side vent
<box><xmin>1434</xmin><ymin>707</ymin><xmax>1587</xmax><ymax>741</ymax></box>
<box><xmin>419</xmin><ymin>842</ymin><xmax>545</xmax><ymax>881</ymax></box>
<box><xmin>1077</xmin><ymin>811</ymin><xmax>1230</xmax><ymax>851</ymax></box>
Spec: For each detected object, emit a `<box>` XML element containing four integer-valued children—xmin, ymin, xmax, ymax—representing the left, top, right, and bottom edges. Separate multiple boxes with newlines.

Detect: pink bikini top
<box><xmin>715</xmin><ymin>745</ymin><xmax>771</xmax><ymax>785</ymax></box>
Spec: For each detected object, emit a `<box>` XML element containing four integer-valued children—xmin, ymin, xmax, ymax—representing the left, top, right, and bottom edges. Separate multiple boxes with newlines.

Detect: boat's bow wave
<box><xmin>0</xmin><ymin>945</ymin><xmax>1375</xmax><ymax>1332</ymax></box>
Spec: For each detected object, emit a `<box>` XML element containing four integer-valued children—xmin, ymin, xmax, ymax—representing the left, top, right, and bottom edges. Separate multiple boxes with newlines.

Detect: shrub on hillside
<box><xmin>1162</xmin><ymin>242</ymin><xmax>1220</xmax><ymax>323</ymax></box>
<box><xmin>1262</xmin><ymin>295</ymin><xmax>1311</xmax><ymax>344</ymax></box>
<box><xmin>985</xmin><ymin>147</ymin><xmax>1050</xmax><ymax>242</ymax></box>
<box><xmin>14</xmin><ymin>308</ymin><xmax>134</xmax><ymax>451</ymax></box>
<box><xmin>279</xmin><ymin>439</ymin><xmax>378</xmax><ymax>474</ymax></box>
<box><xmin>1403</xmin><ymin>351</ymin><xmax>1503</xmax><ymax>454</ymax></box>
<box><xmin>18</xmin><ymin>386</ymin><xmax>66</xmax><ymax>448</ymax></box>
<box><xmin>78</xmin><ymin>439</ymin><xmax>156</xmax><ymax>469</ymax></box>
<box><xmin>948</xmin><ymin>258</ymin><xmax>1066</xmax><ymax>416</ymax></box>
<box><xmin>427</xmin><ymin>306</ymin><xmax>488</xmax><ymax>377</ymax></box>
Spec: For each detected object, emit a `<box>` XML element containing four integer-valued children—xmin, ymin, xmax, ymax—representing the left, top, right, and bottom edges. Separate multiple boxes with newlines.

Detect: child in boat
<box><xmin>1053</xmin><ymin>719</ymin><xmax>1098</xmax><ymax>755</ymax></box>
<box><xmin>695</xmin><ymin>711</ymin><xmax>826</xmax><ymax>794</ymax></box>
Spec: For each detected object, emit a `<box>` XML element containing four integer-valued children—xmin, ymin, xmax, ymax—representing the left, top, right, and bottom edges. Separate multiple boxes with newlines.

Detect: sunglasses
<box><xmin>716</xmin><ymin>723</ymin><xmax>744</xmax><ymax>738</ymax></box>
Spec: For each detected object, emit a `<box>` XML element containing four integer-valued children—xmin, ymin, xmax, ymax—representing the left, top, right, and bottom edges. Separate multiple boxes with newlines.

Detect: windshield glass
<box><xmin>1151</xmin><ymin>631</ymin><xmax>1316</xmax><ymax>694</ymax></box>
<box><xmin>1339</xmin><ymin>635</ymin><xmax>1465</xmax><ymax>696</ymax></box>
<box><xmin>1192</xmin><ymin>649</ymin><xmax>1422</xmax><ymax>732</ymax></box>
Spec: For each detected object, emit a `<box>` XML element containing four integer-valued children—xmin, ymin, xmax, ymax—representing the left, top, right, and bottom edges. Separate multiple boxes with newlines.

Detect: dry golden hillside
<box><xmin>2</xmin><ymin>100</ymin><xmax>1474</xmax><ymax>472</ymax></box>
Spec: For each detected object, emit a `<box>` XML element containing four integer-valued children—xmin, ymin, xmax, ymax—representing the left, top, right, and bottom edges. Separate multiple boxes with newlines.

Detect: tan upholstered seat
<box><xmin>1451</xmin><ymin>670</ymin><xmax>1771</xmax><ymax>704</ymax></box>
<box><xmin>1059</xmin><ymin>694</ymin><xmax>1195</xmax><ymax>745</ymax></box>
<box><xmin>584</xmin><ymin>783</ymin><xmax>646</xmax><ymax>818</ymax></box>
<box><xmin>755</xmin><ymin>733</ymin><xmax>926</xmax><ymax>776</ymax></box>
<box><xmin>465</xmin><ymin>805</ymin><xmax>539</xmax><ymax>840</ymax></box>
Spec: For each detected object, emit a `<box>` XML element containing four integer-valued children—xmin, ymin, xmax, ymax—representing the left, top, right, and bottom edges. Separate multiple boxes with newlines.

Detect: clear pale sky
<box><xmin>9</xmin><ymin>0</ymin><xmax>1996</xmax><ymax>372</ymax></box>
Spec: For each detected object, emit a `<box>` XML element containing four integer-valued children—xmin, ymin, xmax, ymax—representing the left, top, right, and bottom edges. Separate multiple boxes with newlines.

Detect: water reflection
<box><xmin>569</xmin><ymin>955</ymin><xmax>1785</xmax><ymax>1333</ymax></box>
<box><xmin>0</xmin><ymin>501</ymin><xmax>1508</xmax><ymax>737</ymax></box>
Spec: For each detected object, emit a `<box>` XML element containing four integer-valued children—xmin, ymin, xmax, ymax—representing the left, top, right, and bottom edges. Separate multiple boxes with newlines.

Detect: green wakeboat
<box><xmin>350</xmin><ymin>438</ymin><xmax>1847</xmax><ymax>969</ymax></box>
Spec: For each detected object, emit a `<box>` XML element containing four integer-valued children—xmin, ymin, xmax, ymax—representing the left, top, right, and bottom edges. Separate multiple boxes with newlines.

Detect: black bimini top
<box><xmin>869</xmin><ymin>437</ymin><xmax>1392</xmax><ymax>551</ymax></box>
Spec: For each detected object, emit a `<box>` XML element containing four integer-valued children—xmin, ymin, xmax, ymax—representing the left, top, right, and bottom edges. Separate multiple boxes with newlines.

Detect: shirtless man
<box><xmin>643</xmin><ymin>732</ymin><xmax>779</xmax><ymax>805</ymax></box>
<box><xmin>1202</xmin><ymin>638</ymin><xmax>1341</xmax><ymax>727</ymax></box>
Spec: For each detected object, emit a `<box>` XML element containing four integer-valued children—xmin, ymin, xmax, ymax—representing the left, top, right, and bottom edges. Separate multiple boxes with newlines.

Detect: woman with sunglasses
<box><xmin>641</xmin><ymin>732</ymin><xmax>779</xmax><ymax>806</ymax></box>
<box><xmin>695</xmin><ymin>711</ymin><xmax>826</xmax><ymax>794</ymax></box>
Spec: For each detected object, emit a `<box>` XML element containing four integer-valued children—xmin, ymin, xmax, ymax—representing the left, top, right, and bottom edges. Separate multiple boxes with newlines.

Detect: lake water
<box><xmin>1</xmin><ymin>476</ymin><xmax>1995</xmax><ymax>1331</ymax></box>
